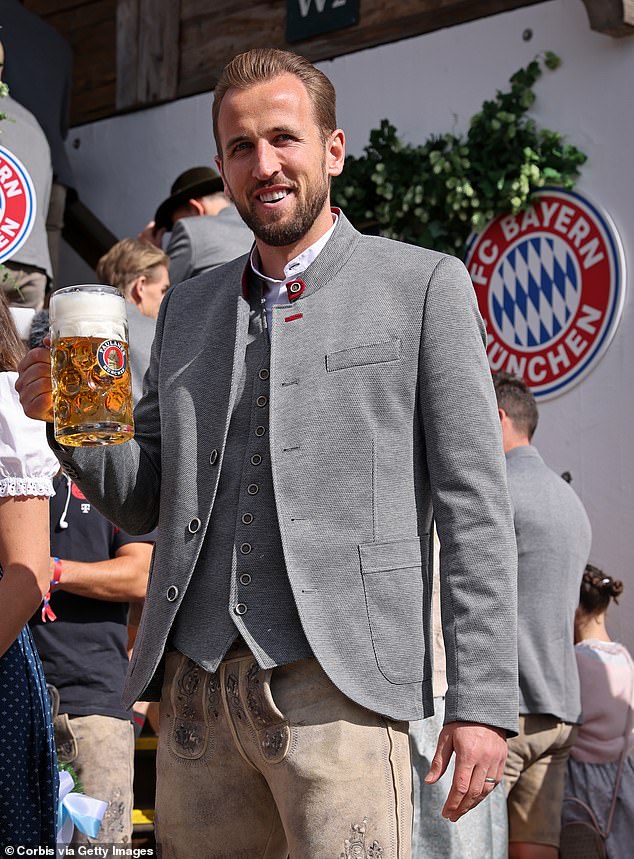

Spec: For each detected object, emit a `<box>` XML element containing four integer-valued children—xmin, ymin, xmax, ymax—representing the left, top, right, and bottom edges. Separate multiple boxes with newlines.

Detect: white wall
<box><xmin>61</xmin><ymin>0</ymin><xmax>634</xmax><ymax>645</ymax></box>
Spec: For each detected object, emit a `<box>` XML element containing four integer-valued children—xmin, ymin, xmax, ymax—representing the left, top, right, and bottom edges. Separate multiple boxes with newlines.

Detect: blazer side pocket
<box><xmin>326</xmin><ymin>338</ymin><xmax>402</xmax><ymax>372</ymax></box>
<box><xmin>359</xmin><ymin>536</ymin><xmax>426</xmax><ymax>684</ymax></box>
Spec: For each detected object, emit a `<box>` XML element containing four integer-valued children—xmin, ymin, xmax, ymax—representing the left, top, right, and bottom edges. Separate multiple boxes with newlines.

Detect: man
<box><xmin>0</xmin><ymin>41</ymin><xmax>53</xmax><ymax>309</ymax></box>
<box><xmin>29</xmin><ymin>471</ymin><xmax>156</xmax><ymax>848</ymax></box>
<box><xmin>18</xmin><ymin>49</ymin><xmax>518</xmax><ymax>858</ymax></box>
<box><xmin>96</xmin><ymin>238</ymin><xmax>170</xmax><ymax>405</ymax></box>
<box><xmin>493</xmin><ymin>373</ymin><xmax>592</xmax><ymax>859</ymax></box>
<box><xmin>140</xmin><ymin>165</ymin><xmax>253</xmax><ymax>284</ymax></box>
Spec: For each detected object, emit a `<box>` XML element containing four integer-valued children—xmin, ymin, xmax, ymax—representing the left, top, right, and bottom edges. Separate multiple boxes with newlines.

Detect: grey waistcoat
<box><xmin>171</xmin><ymin>282</ymin><xmax>312</xmax><ymax>671</ymax></box>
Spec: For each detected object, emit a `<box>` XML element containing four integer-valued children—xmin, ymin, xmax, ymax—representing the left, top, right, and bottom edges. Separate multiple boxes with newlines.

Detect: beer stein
<box><xmin>49</xmin><ymin>285</ymin><xmax>134</xmax><ymax>446</ymax></box>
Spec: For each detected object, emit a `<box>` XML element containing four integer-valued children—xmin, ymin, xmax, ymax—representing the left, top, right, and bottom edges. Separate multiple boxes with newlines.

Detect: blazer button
<box><xmin>239</xmin><ymin>574</ymin><xmax>252</xmax><ymax>586</ymax></box>
<box><xmin>255</xmin><ymin>426</ymin><xmax>266</xmax><ymax>437</ymax></box>
<box><xmin>247</xmin><ymin>484</ymin><xmax>259</xmax><ymax>496</ymax></box>
<box><xmin>258</xmin><ymin>368</ymin><xmax>270</xmax><ymax>380</ymax></box>
<box><xmin>250</xmin><ymin>454</ymin><xmax>262</xmax><ymax>466</ymax></box>
<box><xmin>234</xmin><ymin>603</ymin><xmax>248</xmax><ymax>616</ymax></box>
<box><xmin>209</xmin><ymin>449</ymin><xmax>219</xmax><ymax>466</ymax></box>
<box><xmin>166</xmin><ymin>585</ymin><xmax>179</xmax><ymax>602</ymax></box>
<box><xmin>241</xmin><ymin>512</ymin><xmax>254</xmax><ymax>525</ymax></box>
<box><xmin>240</xmin><ymin>542</ymin><xmax>252</xmax><ymax>555</ymax></box>
<box><xmin>188</xmin><ymin>517</ymin><xmax>201</xmax><ymax>533</ymax></box>
<box><xmin>256</xmin><ymin>395</ymin><xmax>268</xmax><ymax>407</ymax></box>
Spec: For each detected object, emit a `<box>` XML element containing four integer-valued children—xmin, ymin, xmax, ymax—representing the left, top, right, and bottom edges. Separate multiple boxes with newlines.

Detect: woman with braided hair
<box><xmin>561</xmin><ymin>565</ymin><xmax>634</xmax><ymax>857</ymax></box>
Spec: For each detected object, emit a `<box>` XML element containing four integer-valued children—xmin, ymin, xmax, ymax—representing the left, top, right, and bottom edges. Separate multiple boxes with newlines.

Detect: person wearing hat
<box><xmin>140</xmin><ymin>165</ymin><xmax>253</xmax><ymax>285</ymax></box>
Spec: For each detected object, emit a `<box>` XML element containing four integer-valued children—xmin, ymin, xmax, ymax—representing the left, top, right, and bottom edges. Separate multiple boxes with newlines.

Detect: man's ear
<box><xmin>129</xmin><ymin>275</ymin><xmax>145</xmax><ymax>305</ymax></box>
<box><xmin>188</xmin><ymin>198</ymin><xmax>206</xmax><ymax>217</ymax></box>
<box><xmin>326</xmin><ymin>128</ymin><xmax>346</xmax><ymax>178</ymax></box>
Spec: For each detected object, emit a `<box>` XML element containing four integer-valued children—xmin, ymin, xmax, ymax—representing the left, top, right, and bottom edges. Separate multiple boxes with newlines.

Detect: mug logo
<box><xmin>0</xmin><ymin>145</ymin><xmax>36</xmax><ymax>263</ymax></box>
<box><xmin>97</xmin><ymin>340</ymin><xmax>127</xmax><ymax>377</ymax></box>
<box><xmin>465</xmin><ymin>189</ymin><xmax>626</xmax><ymax>399</ymax></box>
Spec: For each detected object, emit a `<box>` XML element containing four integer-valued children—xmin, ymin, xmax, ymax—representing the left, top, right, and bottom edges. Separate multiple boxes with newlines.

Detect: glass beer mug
<box><xmin>49</xmin><ymin>285</ymin><xmax>134</xmax><ymax>446</ymax></box>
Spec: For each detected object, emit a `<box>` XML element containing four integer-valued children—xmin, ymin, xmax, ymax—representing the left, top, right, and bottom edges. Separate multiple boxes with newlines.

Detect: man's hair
<box><xmin>96</xmin><ymin>239</ymin><xmax>168</xmax><ymax>299</ymax></box>
<box><xmin>212</xmin><ymin>48</ymin><xmax>337</xmax><ymax>154</ymax></box>
<box><xmin>492</xmin><ymin>372</ymin><xmax>539</xmax><ymax>440</ymax></box>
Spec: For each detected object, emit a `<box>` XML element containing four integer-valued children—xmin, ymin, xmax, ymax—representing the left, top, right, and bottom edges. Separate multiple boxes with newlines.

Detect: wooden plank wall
<box><xmin>24</xmin><ymin>0</ymin><xmax>554</xmax><ymax>126</ymax></box>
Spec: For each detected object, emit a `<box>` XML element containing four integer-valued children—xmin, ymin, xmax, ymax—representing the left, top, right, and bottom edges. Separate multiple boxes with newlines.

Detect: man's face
<box><xmin>215</xmin><ymin>73</ymin><xmax>344</xmax><ymax>249</ymax></box>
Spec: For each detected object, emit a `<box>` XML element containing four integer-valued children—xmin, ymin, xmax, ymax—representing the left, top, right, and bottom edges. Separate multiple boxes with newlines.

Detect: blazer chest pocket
<box><xmin>359</xmin><ymin>537</ymin><xmax>425</xmax><ymax>685</ymax></box>
<box><xmin>326</xmin><ymin>338</ymin><xmax>402</xmax><ymax>372</ymax></box>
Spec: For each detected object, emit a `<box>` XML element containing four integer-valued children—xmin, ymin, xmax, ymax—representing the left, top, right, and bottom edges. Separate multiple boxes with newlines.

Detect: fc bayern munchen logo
<box><xmin>97</xmin><ymin>340</ymin><xmax>127</xmax><ymax>377</ymax></box>
<box><xmin>465</xmin><ymin>189</ymin><xmax>626</xmax><ymax>400</ymax></box>
<box><xmin>0</xmin><ymin>145</ymin><xmax>36</xmax><ymax>264</ymax></box>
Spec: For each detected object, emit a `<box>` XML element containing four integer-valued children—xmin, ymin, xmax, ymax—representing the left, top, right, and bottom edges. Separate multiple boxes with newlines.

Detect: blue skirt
<box><xmin>0</xmin><ymin>625</ymin><xmax>58</xmax><ymax>847</ymax></box>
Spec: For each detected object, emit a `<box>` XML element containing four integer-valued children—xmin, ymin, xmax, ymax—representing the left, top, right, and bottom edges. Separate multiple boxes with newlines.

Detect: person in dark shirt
<box><xmin>30</xmin><ymin>472</ymin><xmax>155</xmax><ymax>848</ymax></box>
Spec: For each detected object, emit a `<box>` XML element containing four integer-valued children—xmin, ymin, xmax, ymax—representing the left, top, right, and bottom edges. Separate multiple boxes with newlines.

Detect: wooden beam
<box><xmin>136</xmin><ymin>0</ymin><xmax>181</xmax><ymax>104</ymax></box>
<box><xmin>580</xmin><ymin>0</ymin><xmax>634</xmax><ymax>36</ymax></box>
<box><xmin>116</xmin><ymin>0</ymin><xmax>139</xmax><ymax>110</ymax></box>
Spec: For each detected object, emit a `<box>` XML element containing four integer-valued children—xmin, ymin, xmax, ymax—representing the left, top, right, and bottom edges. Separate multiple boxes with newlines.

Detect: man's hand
<box><xmin>425</xmin><ymin>720</ymin><xmax>507</xmax><ymax>822</ymax></box>
<box><xmin>138</xmin><ymin>220</ymin><xmax>166</xmax><ymax>248</ymax></box>
<box><xmin>16</xmin><ymin>344</ymin><xmax>54</xmax><ymax>422</ymax></box>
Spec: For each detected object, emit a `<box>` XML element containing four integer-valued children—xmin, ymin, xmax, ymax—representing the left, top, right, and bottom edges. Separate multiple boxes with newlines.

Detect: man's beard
<box><xmin>235</xmin><ymin>173</ymin><xmax>329</xmax><ymax>247</ymax></box>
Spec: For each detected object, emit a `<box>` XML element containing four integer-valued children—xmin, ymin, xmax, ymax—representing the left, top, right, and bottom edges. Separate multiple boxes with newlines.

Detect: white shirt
<box><xmin>0</xmin><ymin>372</ymin><xmax>57</xmax><ymax>498</ymax></box>
<box><xmin>249</xmin><ymin>213</ymin><xmax>338</xmax><ymax>332</ymax></box>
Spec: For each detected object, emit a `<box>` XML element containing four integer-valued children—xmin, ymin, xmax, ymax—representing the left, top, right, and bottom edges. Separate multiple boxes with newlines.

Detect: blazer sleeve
<box><xmin>418</xmin><ymin>254</ymin><xmax>519</xmax><ymax>735</ymax></box>
<box><xmin>166</xmin><ymin>220</ymin><xmax>195</xmax><ymax>286</ymax></box>
<box><xmin>49</xmin><ymin>285</ymin><xmax>174</xmax><ymax>536</ymax></box>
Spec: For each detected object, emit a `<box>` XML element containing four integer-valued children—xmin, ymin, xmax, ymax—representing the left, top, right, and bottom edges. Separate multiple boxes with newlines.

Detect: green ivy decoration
<box><xmin>332</xmin><ymin>52</ymin><xmax>587</xmax><ymax>256</ymax></box>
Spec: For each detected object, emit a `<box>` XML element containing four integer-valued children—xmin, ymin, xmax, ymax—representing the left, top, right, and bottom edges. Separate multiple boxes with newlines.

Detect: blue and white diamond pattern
<box><xmin>489</xmin><ymin>235</ymin><xmax>580</xmax><ymax>349</ymax></box>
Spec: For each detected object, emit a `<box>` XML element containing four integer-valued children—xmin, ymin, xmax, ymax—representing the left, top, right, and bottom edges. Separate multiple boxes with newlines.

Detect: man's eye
<box><xmin>232</xmin><ymin>142</ymin><xmax>251</xmax><ymax>154</ymax></box>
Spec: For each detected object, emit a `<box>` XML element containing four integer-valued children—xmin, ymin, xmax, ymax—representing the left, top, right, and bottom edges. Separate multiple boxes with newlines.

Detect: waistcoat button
<box><xmin>240</xmin><ymin>542</ymin><xmax>252</xmax><ymax>555</ymax></box>
<box><xmin>239</xmin><ymin>574</ymin><xmax>252</xmax><ymax>586</ymax></box>
<box><xmin>241</xmin><ymin>513</ymin><xmax>254</xmax><ymax>525</ymax></box>
<box><xmin>247</xmin><ymin>484</ymin><xmax>259</xmax><ymax>496</ymax></box>
<box><xmin>187</xmin><ymin>517</ymin><xmax>201</xmax><ymax>533</ymax></box>
<box><xmin>250</xmin><ymin>454</ymin><xmax>262</xmax><ymax>466</ymax></box>
<box><xmin>209</xmin><ymin>449</ymin><xmax>219</xmax><ymax>466</ymax></box>
<box><xmin>166</xmin><ymin>585</ymin><xmax>179</xmax><ymax>602</ymax></box>
<box><xmin>255</xmin><ymin>426</ymin><xmax>266</xmax><ymax>437</ymax></box>
<box><xmin>234</xmin><ymin>603</ymin><xmax>248</xmax><ymax>616</ymax></box>
<box><xmin>256</xmin><ymin>395</ymin><xmax>268</xmax><ymax>407</ymax></box>
<box><xmin>258</xmin><ymin>369</ymin><xmax>270</xmax><ymax>380</ymax></box>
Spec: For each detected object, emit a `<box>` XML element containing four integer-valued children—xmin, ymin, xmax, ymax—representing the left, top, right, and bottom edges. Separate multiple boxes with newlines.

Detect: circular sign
<box><xmin>465</xmin><ymin>189</ymin><xmax>625</xmax><ymax>399</ymax></box>
<box><xmin>0</xmin><ymin>145</ymin><xmax>36</xmax><ymax>263</ymax></box>
<box><xmin>97</xmin><ymin>340</ymin><xmax>127</xmax><ymax>377</ymax></box>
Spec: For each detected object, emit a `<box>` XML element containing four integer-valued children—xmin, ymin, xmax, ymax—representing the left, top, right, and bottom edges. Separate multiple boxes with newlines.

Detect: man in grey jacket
<box><xmin>494</xmin><ymin>373</ymin><xmax>592</xmax><ymax>859</ymax></box>
<box><xmin>140</xmin><ymin>165</ymin><xmax>253</xmax><ymax>285</ymax></box>
<box><xmin>18</xmin><ymin>49</ymin><xmax>517</xmax><ymax>858</ymax></box>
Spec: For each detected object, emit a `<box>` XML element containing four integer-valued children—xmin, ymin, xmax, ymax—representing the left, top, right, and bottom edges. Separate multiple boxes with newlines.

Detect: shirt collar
<box><xmin>249</xmin><ymin>210</ymin><xmax>339</xmax><ymax>287</ymax></box>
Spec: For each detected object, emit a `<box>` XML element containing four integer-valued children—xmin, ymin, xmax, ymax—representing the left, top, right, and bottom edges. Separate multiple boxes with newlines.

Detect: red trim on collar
<box><xmin>284</xmin><ymin>313</ymin><xmax>303</xmax><ymax>322</ymax></box>
<box><xmin>286</xmin><ymin>279</ymin><xmax>306</xmax><ymax>302</ymax></box>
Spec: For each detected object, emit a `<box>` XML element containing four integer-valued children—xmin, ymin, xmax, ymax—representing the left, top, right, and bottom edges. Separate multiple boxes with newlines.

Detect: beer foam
<box><xmin>50</xmin><ymin>288</ymin><xmax>127</xmax><ymax>340</ymax></box>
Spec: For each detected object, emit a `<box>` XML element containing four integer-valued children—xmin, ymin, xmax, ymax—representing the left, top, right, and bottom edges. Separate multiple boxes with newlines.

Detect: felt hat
<box><xmin>154</xmin><ymin>166</ymin><xmax>225</xmax><ymax>230</ymax></box>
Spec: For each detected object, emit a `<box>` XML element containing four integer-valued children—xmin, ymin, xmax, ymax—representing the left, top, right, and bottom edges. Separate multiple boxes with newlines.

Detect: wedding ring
<box><xmin>484</xmin><ymin>777</ymin><xmax>497</xmax><ymax>784</ymax></box>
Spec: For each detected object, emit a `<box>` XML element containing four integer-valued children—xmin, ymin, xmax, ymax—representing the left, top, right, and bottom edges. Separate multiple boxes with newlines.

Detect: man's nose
<box><xmin>252</xmin><ymin>140</ymin><xmax>281</xmax><ymax>180</ymax></box>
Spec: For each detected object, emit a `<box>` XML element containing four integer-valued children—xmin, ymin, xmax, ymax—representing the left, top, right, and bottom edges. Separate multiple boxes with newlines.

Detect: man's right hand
<box><xmin>138</xmin><ymin>220</ymin><xmax>166</xmax><ymax>248</ymax></box>
<box><xmin>16</xmin><ymin>345</ymin><xmax>54</xmax><ymax>422</ymax></box>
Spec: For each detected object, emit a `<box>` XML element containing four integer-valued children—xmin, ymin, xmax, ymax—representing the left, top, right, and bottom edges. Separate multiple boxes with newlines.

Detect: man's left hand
<box><xmin>425</xmin><ymin>720</ymin><xmax>507</xmax><ymax>821</ymax></box>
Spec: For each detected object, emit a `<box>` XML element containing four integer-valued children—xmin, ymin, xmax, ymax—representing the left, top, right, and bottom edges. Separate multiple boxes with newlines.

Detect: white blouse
<box><xmin>0</xmin><ymin>371</ymin><xmax>58</xmax><ymax>498</ymax></box>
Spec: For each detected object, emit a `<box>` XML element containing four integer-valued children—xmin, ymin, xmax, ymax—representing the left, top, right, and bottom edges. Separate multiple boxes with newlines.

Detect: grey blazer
<box><xmin>166</xmin><ymin>205</ymin><xmax>254</xmax><ymax>285</ymax></box>
<box><xmin>54</xmin><ymin>213</ymin><xmax>518</xmax><ymax>731</ymax></box>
